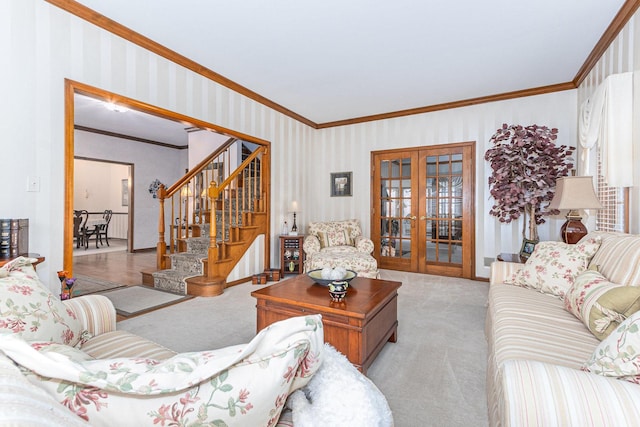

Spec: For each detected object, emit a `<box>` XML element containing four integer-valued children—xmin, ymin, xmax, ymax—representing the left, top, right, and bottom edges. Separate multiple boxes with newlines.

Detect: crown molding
<box><xmin>74</xmin><ymin>125</ymin><xmax>187</xmax><ymax>149</ymax></box>
<box><xmin>48</xmin><ymin>0</ymin><xmax>635</xmax><ymax>130</ymax></box>
<box><xmin>46</xmin><ymin>0</ymin><xmax>317</xmax><ymax>129</ymax></box>
<box><xmin>573</xmin><ymin>0</ymin><xmax>640</xmax><ymax>87</ymax></box>
<box><xmin>316</xmin><ymin>82</ymin><xmax>576</xmax><ymax>129</ymax></box>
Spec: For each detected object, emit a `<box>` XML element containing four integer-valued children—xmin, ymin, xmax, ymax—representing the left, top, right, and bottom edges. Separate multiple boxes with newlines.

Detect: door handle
<box><xmin>419</xmin><ymin>215</ymin><xmax>427</xmax><ymax>220</ymax></box>
<box><xmin>408</xmin><ymin>215</ymin><xmax>417</xmax><ymax>220</ymax></box>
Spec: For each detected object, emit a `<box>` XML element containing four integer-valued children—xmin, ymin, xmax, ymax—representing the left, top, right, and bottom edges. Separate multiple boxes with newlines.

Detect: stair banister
<box><xmin>154</xmin><ymin>138</ymin><xmax>269</xmax><ymax>295</ymax></box>
<box><xmin>207</xmin><ymin>181</ymin><xmax>219</xmax><ymax>278</ymax></box>
<box><xmin>217</xmin><ymin>146</ymin><xmax>265</xmax><ymax>190</ymax></box>
<box><xmin>157</xmin><ymin>184</ymin><xmax>167</xmax><ymax>269</ymax></box>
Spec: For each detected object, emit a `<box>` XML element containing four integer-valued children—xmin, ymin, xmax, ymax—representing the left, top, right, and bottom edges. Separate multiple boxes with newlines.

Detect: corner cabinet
<box><xmin>279</xmin><ymin>235</ymin><xmax>305</xmax><ymax>277</ymax></box>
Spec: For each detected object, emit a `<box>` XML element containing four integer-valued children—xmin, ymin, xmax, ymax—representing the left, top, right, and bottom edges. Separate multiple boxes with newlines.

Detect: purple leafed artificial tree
<box><xmin>485</xmin><ymin>124</ymin><xmax>575</xmax><ymax>241</ymax></box>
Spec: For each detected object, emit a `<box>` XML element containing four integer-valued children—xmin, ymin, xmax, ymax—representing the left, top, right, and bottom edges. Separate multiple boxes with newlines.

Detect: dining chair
<box><xmin>73</xmin><ymin>210</ymin><xmax>89</xmax><ymax>249</ymax></box>
<box><xmin>97</xmin><ymin>210</ymin><xmax>113</xmax><ymax>247</ymax></box>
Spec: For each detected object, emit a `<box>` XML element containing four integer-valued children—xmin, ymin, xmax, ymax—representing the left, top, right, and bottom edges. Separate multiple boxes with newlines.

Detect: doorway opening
<box><xmin>63</xmin><ymin>79</ymin><xmax>272</xmax><ymax>279</ymax></box>
<box><xmin>73</xmin><ymin>157</ymin><xmax>133</xmax><ymax>257</ymax></box>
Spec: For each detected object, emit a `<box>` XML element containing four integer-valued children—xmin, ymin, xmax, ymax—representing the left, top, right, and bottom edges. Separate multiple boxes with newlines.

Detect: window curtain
<box><xmin>578</xmin><ymin>72</ymin><xmax>633</xmax><ymax>187</ymax></box>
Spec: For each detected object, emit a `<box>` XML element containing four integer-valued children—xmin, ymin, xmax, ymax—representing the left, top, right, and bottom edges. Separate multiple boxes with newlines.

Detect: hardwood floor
<box><xmin>73</xmin><ymin>249</ymin><xmax>158</xmax><ymax>322</ymax></box>
<box><xmin>73</xmin><ymin>249</ymin><xmax>156</xmax><ymax>285</ymax></box>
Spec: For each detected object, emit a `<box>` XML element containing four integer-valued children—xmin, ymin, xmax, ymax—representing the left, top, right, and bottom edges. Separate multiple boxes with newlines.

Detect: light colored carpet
<box><xmin>73</xmin><ymin>274</ymin><xmax>126</xmax><ymax>296</ymax></box>
<box><xmin>118</xmin><ymin>270</ymin><xmax>489</xmax><ymax>426</ymax></box>
<box><xmin>98</xmin><ymin>285</ymin><xmax>193</xmax><ymax>317</ymax></box>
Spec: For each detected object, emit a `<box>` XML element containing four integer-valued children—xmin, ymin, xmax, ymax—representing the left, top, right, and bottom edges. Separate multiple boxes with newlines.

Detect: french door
<box><xmin>371</xmin><ymin>142</ymin><xmax>475</xmax><ymax>278</ymax></box>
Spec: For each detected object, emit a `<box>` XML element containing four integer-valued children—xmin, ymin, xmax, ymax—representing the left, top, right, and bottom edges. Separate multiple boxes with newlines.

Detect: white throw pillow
<box><xmin>286</xmin><ymin>344</ymin><xmax>393</xmax><ymax>427</ymax></box>
<box><xmin>505</xmin><ymin>237</ymin><xmax>602</xmax><ymax>298</ymax></box>
<box><xmin>583</xmin><ymin>310</ymin><xmax>640</xmax><ymax>384</ymax></box>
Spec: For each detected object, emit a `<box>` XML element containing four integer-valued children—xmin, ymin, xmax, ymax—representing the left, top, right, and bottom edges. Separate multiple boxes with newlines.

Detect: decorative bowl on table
<box><xmin>307</xmin><ymin>268</ymin><xmax>357</xmax><ymax>287</ymax></box>
<box><xmin>328</xmin><ymin>281</ymin><xmax>349</xmax><ymax>302</ymax></box>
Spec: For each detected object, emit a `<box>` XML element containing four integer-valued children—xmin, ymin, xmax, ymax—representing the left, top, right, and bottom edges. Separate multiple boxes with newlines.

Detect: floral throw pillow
<box><xmin>505</xmin><ymin>237</ymin><xmax>601</xmax><ymax>298</ymax></box>
<box><xmin>583</xmin><ymin>310</ymin><xmax>640</xmax><ymax>384</ymax></box>
<box><xmin>3</xmin><ymin>315</ymin><xmax>324</xmax><ymax>426</ymax></box>
<box><xmin>564</xmin><ymin>270</ymin><xmax>640</xmax><ymax>340</ymax></box>
<box><xmin>317</xmin><ymin>230</ymin><xmax>352</xmax><ymax>248</ymax></box>
<box><xmin>0</xmin><ymin>257</ymin><xmax>84</xmax><ymax>346</ymax></box>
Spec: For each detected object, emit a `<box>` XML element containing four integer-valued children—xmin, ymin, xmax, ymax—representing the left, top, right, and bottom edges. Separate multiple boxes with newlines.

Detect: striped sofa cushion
<box><xmin>585</xmin><ymin>231</ymin><xmax>640</xmax><ymax>286</ymax></box>
<box><xmin>486</xmin><ymin>283</ymin><xmax>601</xmax><ymax>426</ymax></box>
<box><xmin>489</xmin><ymin>283</ymin><xmax>599</xmax><ymax>369</ymax></box>
<box><xmin>80</xmin><ymin>330</ymin><xmax>176</xmax><ymax>360</ymax></box>
<box><xmin>500</xmin><ymin>359</ymin><xmax>640</xmax><ymax>426</ymax></box>
<box><xmin>63</xmin><ymin>295</ymin><xmax>117</xmax><ymax>337</ymax></box>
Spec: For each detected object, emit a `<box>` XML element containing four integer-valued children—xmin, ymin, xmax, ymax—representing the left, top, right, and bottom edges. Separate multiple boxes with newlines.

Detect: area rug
<box><xmin>72</xmin><ymin>274</ymin><xmax>126</xmax><ymax>296</ymax></box>
<box><xmin>97</xmin><ymin>286</ymin><xmax>193</xmax><ymax>317</ymax></box>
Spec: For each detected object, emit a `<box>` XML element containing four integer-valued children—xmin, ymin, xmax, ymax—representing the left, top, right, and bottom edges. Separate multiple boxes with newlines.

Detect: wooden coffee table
<box><xmin>251</xmin><ymin>274</ymin><xmax>401</xmax><ymax>373</ymax></box>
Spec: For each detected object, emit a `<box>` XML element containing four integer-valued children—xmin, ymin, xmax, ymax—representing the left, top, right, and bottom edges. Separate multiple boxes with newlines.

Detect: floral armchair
<box><xmin>303</xmin><ymin>219</ymin><xmax>379</xmax><ymax>279</ymax></box>
<box><xmin>0</xmin><ymin>257</ymin><xmax>324</xmax><ymax>426</ymax></box>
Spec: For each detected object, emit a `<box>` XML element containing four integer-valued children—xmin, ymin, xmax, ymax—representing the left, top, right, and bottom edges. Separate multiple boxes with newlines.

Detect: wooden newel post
<box><xmin>207</xmin><ymin>181</ymin><xmax>219</xmax><ymax>277</ymax></box>
<box><xmin>157</xmin><ymin>184</ymin><xmax>167</xmax><ymax>269</ymax></box>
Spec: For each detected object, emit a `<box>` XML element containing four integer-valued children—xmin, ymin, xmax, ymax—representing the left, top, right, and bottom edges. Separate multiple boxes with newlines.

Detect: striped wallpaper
<box><xmin>2</xmin><ymin>0</ymin><xmax>638</xmax><ymax>288</ymax></box>
<box><xmin>313</xmin><ymin>92</ymin><xmax>577</xmax><ymax>277</ymax></box>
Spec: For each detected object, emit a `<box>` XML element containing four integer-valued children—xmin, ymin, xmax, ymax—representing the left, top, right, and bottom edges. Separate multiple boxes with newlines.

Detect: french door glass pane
<box><xmin>380</xmin><ymin>157</ymin><xmax>411</xmax><ymax>259</ymax></box>
<box><xmin>381</xmin><ymin>160</ymin><xmax>390</xmax><ymax>179</ymax></box>
<box><xmin>423</xmin><ymin>153</ymin><xmax>462</xmax><ymax>266</ymax></box>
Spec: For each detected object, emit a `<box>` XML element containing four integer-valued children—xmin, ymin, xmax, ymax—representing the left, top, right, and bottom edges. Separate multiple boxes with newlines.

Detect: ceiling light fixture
<box><xmin>103</xmin><ymin>102</ymin><xmax>129</xmax><ymax>113</ymax></box>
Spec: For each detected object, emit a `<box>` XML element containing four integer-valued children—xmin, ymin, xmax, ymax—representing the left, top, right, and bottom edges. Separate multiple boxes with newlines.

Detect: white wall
<box><xmin>74</xmin><ymin>159</ymin><xmax>128</xmax><ymax>213</ymax></box>
<box><xmin>311</xmin><ymin>91</ymin><xmax>577</xmax><ymax>277</ymax></box>
<box><xmin>187</xmin><ymin>130</ymin><xmax>230</xmax><ymax>171</ymax></box>
<box><xmin>74</xmin><ymin>131</ymin><xmax>187</xmax><ymax>248</ymax></box>
<box><xmin>0</xmin><ymin>0</ymin><xmax>312</xmax><ymax>291</ymax></box>
<box><xmin>2</xmin><ymin>0</ymin><xmax>638</xmax><ymax>290</ymax></box>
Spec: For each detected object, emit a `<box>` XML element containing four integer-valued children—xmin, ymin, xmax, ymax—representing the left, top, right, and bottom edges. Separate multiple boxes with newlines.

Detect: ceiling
<box><xmin>69</xmin><ymin>0</ymin><xmax>629</xmax><ymax>131</ymax></box>
<box><xmin>74</xmin><ymin>94</ymin><xmax>191</xmax><ymax>147</ymax></box>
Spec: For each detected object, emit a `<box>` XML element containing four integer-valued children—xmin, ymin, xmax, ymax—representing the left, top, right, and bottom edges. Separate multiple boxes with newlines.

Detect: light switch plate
<box><xmin>27</xmin><ymin>176</ymin><xmax>40</xmax><ymax>192</ymax></box>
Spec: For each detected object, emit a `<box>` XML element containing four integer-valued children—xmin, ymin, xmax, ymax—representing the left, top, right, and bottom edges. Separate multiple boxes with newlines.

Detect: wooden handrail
<box><xmin>156</xmin><ymin>139</ymin><xmax>268</xmax><ymax>285</ymax></box>
<box><xmin>165</xmin><ymin>137</ymin><xmax>237</xmax><ymax>197</ymax></box>
<box><xmin>219</xmin><ymin>146</ymin><xmax>267</xmax><ymax>189</ymax></box>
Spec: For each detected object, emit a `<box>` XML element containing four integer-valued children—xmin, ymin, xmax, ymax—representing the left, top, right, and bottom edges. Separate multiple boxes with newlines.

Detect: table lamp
<box><xmin>289</xmin><ymin>201</ymin><xmax>299</xmax><ymax>235</ymax></box>
<box><xmin>548</xmin><ymin>176</ymin><xmax>602</xmax><ymax>244</ymax></box>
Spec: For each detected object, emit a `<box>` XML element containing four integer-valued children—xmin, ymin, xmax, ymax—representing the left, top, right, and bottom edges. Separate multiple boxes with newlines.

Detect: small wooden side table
<box><xmin>496</xmin><ymin>253</ymin><xmax>525</xmax><ymax>263</ymax></box>
<box><xmin>279</xmin><ymin>235</ymin><xmax>305</xmax><ymax>277</ymax></box>
<box><xmin>0</xmin><ymin>253</ymin><xmax>45</xmax><ymax>269</ymax></box>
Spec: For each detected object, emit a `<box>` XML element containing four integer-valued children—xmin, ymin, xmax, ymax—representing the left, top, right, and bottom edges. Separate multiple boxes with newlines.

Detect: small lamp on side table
<box><xmin>289</xmin><ymin>201</ymin><xmax>299</xmax><ymax>235</ymax></box>
<box><xmin>548</xmin><ymin>176</ymin><xmax>602</xmax><ymax>244</ymax></box>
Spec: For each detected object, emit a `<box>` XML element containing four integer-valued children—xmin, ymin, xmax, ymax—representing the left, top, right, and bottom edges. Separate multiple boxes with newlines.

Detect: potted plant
<box><xmin>485</xmin><ymin>124</ymin><xmax>574</xmax><ymax>243</ymax></box>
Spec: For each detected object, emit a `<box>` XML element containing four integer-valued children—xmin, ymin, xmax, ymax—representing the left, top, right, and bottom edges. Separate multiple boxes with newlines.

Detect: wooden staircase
<box><xmin>142</xmin><ymin>138</ymin><xmax>270</xmax><ymax>297</ymax></box>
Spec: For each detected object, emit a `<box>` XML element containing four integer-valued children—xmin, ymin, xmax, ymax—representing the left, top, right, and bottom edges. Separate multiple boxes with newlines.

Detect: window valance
<box><xmin>578</xmin><ymin>72</ymin><xmax>633</xmax><ymax>187</ymax></box>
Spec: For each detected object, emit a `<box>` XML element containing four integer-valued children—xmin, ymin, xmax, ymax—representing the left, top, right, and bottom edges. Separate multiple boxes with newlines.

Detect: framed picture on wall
<box><xmin>330</xmin><ymin>172</ymin><xmax>352</xmax><ymax>197</ymax></box>
<box><xmin>121</xmin><ymin>179</ymin><xmax>129</xmax><ymax>206</ymax></box>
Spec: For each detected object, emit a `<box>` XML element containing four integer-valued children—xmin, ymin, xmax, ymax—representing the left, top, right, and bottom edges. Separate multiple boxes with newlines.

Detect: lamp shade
<box><xmin>548</xmin><ymin>176</ymin><xmax>602</xmax><ymax>211</ymax></box>
<box><xmin>289</xmin><ymin>200</ymin><xmax>299</xmax><ymax>212</ymax></box>
<box><xmin>180</xmin><ymin>186</ymin><xmax>193</xmax><ymax>197</ymax></box>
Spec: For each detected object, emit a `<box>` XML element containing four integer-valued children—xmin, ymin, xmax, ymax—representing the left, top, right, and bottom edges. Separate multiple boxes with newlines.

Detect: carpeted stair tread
<box><xmin>185</xmin><ymin>237</ymin><xmax>210</xmax><ymax>254</ymax></box>
<box><xmin>152</xmin><ymin>270</ymin><xmax>194</xmax><ymax>294</ymax></box>
<box><xmin>152</xmin><ymin>212</ymin><xmax>244</xmax><ymax>295</ymax></box>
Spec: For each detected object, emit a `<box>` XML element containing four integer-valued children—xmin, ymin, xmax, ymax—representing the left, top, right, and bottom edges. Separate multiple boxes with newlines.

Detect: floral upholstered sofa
<box><xmin>487</xmin><ymin>231</ymin><xmax>640</xmax><ymax>426</ymax></box>
<box><xmin>0</xmin><ymin>257</ymin><xmax>325</xmax><ymax>426</ymax></box>
<box><xmin>303</xmin><ymin>219</ymin><xmax>379</xmax><ymax>279</ymax></box>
